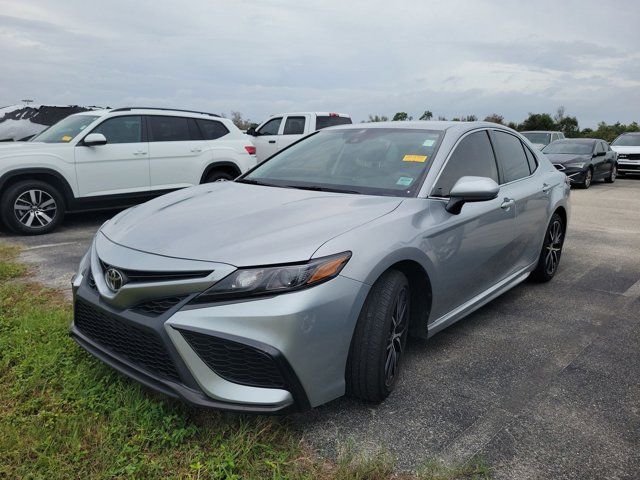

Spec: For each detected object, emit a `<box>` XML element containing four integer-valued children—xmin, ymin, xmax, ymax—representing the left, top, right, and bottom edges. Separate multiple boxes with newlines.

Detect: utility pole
<box><xmin>21</xmin><ymin>99</ymin><xmax>34</xmax><ymax>106</ymax></box>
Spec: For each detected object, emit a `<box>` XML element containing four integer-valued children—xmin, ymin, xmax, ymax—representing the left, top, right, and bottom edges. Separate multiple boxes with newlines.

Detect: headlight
<box><xmin>566</xmin><ymin>162</ymin><xmax>585</xmax><ymax>168</ymax></box>
<box><xmin>190</xmin><ymin>252</ymin><xmax>351</xmax><ymax>304</ymax></box>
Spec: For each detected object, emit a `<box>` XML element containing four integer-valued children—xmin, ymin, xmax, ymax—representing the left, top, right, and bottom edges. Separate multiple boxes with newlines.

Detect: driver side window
<box><xmin>257</xmin><ymin>117</ymin><xmax>282</xmax><ymax>136</ymax></box>
<box><xmin>91</xmin><ymin>116</ymin><xmax>142</xmax><ymax>144</ymax></box>
<box><xmin>432</xmin><ymin>131</ymin><xmax>499</xmax><ymax>197</ymax></box>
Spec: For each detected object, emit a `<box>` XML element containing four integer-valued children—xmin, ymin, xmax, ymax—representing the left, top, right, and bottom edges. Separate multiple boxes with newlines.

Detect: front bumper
<box><xmin>563</xmin><ymin>167</ymin><xmax>588</xmax><ymax>184</ymax></box>
<box><xmin>70</xmin><ymin>241</ymin><xmax>369</xmax><ymax>412</ymax></box>
<box><xmin>617</xmin><ymin>160</ymin><xmax>640</xmax><ymax>174</ymax></box>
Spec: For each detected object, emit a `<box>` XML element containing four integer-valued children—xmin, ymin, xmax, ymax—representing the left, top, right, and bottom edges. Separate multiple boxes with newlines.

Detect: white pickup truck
<box><xmin>248</xmin><ymin>112</ymin><xmax>351</xmax><ymax>162</ymax></box>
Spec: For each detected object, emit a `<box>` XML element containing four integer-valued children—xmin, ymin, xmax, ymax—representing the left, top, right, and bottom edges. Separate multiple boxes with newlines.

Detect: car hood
<box><xmin>100</xmin><ymin>182</ymin><xmax>403</xmax><ymax>266</ymax></box>
<box><xmin>543</xmin><ymin>153</ymin><xmax>590</xmax><ymax>165</ymax></box>
<box><xmin>0</xmin><ymin>141</ymin><xmax>68</xmax><ymax>158</ymax></box>
<box><xmin>611</xmin><ymin>146</ymin><xmax>640</xmax><ymax>154</ymax></box>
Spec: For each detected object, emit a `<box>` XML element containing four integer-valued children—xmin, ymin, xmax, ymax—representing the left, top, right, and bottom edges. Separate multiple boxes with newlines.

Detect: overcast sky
<box><xmin>1</xmin><ymin>0</ymin><xmax>639</xmax><ymax>127</ymax></box>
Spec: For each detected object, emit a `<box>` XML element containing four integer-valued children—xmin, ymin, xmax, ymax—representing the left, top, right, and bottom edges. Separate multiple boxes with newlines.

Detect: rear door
<box><xmin>147</xmin><ymin>115</ymin><xmax>208</xmax><ymax>190</ymax></box>
<box><xmin>428</xmin><ymin>130</ymin><xmax>516</xmax><ymax>317</ymax></box>
<box><xmin>253</xmin><ymin>117</ymin><xmax>282</xmax><ymax>162</ymax></box>
<box><xmin>75</xmin><ymin>115</ymin><xmax>149</xmax><ymax>196</ymax></box>
<box><xmin>491</xmin><ymin>130</ymin><xmax>549</xmax><ymax>272</ymax></box>
<box><xmin>277</xmin><ymin>115</ymin><xmax>308</xmax><ymax>151</ymax></box>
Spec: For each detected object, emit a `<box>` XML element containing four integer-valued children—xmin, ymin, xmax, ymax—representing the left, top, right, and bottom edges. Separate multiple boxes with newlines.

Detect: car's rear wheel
<box><xmin>0</xmin><ymin>180</ymin><xmax>65</xmax><ymax>235</ymax></box>
<box><xmin>530</xmin><ymin>212</ymin><xmax>565</xmax><ymax>282</ymax></box>
<box><xmin>204</xmin><ymin>170</ymin><xmax>235</xmax><ymax>183</ymax></box>
<box><xmin>579</xmin><ymin>168</ymin><xmax>593</xmax><ymax>189</ymax></box>
<box><xmin>346</xmin><ymin>270</ymin><xmax>410</xmax><ymax>402</ymax></box>
<box><xmin>605</xmin><ymin>164</ymin><xmax>617</xmax><ymax>183</ymax></box>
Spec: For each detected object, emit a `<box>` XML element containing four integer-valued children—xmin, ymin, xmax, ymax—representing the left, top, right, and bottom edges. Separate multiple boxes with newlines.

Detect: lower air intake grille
<box><xmin>179</xmin><ymin>330</ymin><xmax>285</xmax><ymax>389</ymax></box>
<box><xmin>74</xmin><ymin>300</ymin><xmax>180</xmax><ymax>382</ymax></box>
<box><xmin>131</xmin><ymin>296</ymin><xmax>187</xmax><ymax>316</ymax></box>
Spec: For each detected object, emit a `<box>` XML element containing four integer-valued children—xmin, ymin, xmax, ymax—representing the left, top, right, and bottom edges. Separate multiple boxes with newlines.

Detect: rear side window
<box><xmin>523</xmin><ymin>144</ymin><xmax>538</xmax><ymax>173</ymax></box>
<box><xmin>257</xmin><ymin>117</ymin><xmax>282</xmax><ymax>136</ymax></box>
<box><xmin>283</xmin><ymin>116</ymin><xmax>306</xmax><ymax>135</ymax></box>
<box><xmin>148</xmin><ymin>116</ymin><xmax>191</xmax><ymax>142</ymax></box>
<box><xmin>315</xmin><ymin>115</ymin><xmax>352</xmax><ymax>130</ymax></box>
<box><xmin>197</xmin><ymin>119</ymin><xmax>229</xmax><ymax>140</ymax></box>
<box><xmin>492</xmin><ymin>131</ymin><xmax>531</xmax><ymax>183</ymax></box>
<box><xmin>433</xmin><ymin>131</ymin><xmax>498</xmax><ymax>197</ymax></box>
<box><xmin>91</xmin><ymin>115</ymin><xmax>142</xmax><ymax>144</ymax></box>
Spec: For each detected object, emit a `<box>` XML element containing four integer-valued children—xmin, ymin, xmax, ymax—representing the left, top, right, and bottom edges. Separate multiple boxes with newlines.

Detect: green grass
<box><xmin>0</xmin><ymin>242</ymin><xmax>491</xmax><ymax>479</ymax></box>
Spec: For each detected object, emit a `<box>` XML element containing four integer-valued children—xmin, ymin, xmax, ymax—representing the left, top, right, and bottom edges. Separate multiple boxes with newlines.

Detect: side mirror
<box><xmin>246</xmin><ymin>126</ymin><xmax>257</xmax><ymax>136</ymax></box>
<box><xmin>445</xmin><ymin>176</ymin><xmax>500</xmax><ymax>215</ymax></box>
<box><xmin>83</xmin><ymin>133</ymin><xmax>107</xmax><ymax>146</ymax></box>
<box><xmin>594</xmin><ymin>151</ymin><xmax>605</xmax><ymax>157</ymax></box>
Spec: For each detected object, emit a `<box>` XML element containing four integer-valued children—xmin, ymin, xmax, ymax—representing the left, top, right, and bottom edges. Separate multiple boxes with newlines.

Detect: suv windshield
<box><xmin>522</xmin><ymin>132</ymin><xmax>551</xmax><ymax>145</ymax></box>
<box><xmin>611</xmin><ymin>134</ymin><xmax>640</xmax><ymax>147</ymax></box>
<box><xmin>242</xmin><ymin>128</ymin><xmax>442</xmax><ymax>197</ymax></box>
<box><xmin>31</xmin><ymin>114</ymin><xmax>99</xmax><ymax>143</ymax></box>
<box><xmin>542</xmin><ymin>141</ymin><xmax>593</xmax><ymax>155</ymax></box>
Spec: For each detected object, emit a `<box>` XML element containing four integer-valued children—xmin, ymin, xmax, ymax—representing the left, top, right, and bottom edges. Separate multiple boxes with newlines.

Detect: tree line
<box><xmin>364</xmin><ymin>106</ymin><xmax>639</xmax><ymax>143</ymax></box>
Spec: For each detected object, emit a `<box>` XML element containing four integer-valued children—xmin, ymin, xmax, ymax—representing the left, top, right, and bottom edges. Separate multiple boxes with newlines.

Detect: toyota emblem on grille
<box><xmin>105</xmin><ymin>268</ymin><xmax>124</xmax><ymax>292</ymax></box>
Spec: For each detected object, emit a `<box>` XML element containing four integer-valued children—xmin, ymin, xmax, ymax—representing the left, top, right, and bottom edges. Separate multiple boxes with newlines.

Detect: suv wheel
<box><xmin>346</xmin><ymin>270</ymin><xmax>410</xmax><ymax>402</ymax></box>
<box><xmin>530</xmin><ymin>213</ymin><xmax>565</xmax><ymax>282</ymax></box>
<box><xmin>204</xmin><ymin>170</ymin><xmax>235</xmax><ymax>183</ymax></box>
<box><xmin>1</xmin><ymin>180</ymin><xmax>65</xmax><ymax>235</ymax></box>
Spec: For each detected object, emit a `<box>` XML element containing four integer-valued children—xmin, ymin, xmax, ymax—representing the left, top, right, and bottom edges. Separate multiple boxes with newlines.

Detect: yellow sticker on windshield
<box><xmin>403</xmin><ymin>154</ymin><xmax>427</xmax><ymax>163</ymax></box>
<box><xmin>61</xmin><ymin>135</ymin><xmax>72</xmax><ymax>142</ymax></box>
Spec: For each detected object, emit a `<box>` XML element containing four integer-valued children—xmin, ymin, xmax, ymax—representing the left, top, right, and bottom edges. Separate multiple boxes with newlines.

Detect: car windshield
<box><xmin>31</xmin><ymin>115</ymin><xmax>99</xmax><ymax>143</ymax></box>
<box><xmin>542</xmin><ymin>141</ymin><xmax>593</xmax><ymax>155</ymax></box>
<box><xmin>242</xmin><ymin>128</ymin><xmax>443</xmax><ymax>196</ymax></box>
<box><xmin>611</xmin><ymin>134</ymin><xmax>640</xmax><ymax>146</ymax></box>
<box><xmin>522</xmin><ymin>132</ymin><xmax>551</xmax><ymax>145</ymax></box>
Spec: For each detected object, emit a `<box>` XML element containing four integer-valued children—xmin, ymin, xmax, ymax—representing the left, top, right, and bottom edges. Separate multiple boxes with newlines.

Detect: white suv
<box><xmin>0</xmin><ymin>107</ymin><xmax>257</xmax><ymax>234</ymax></box>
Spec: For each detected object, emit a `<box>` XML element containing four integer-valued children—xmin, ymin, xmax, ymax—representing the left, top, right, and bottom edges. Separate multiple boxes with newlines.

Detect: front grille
<box><xmin>75</xmin><ymin>300</ymin><xmax>181</xmax><ymax>382</ymax></box>
<box><xmin>180</xmin><ymin>329</ymin><xmax>285</xmax><ymax>389</ymax></box>
<box><xmin>99</xmin><ymin>260</ymin><xmax>211</xmax><ymax>283</ymax></box>
<box><xmin>618</xmin><ymin>153</ymin><xmax>640</xmax><ymax>160</ymax></box>
<box><xmin>131</xmin><ymin>296</ymin><xmax>187</xmax><ymax>316</ymax></box>
<box><xmin>620</xmin><ymin>164</ymin><xmax>640</xmax><ymax>171</ymax></box>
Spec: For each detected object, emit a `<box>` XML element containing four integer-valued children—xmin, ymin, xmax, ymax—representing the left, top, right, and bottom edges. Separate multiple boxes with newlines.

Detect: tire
<box><xmin>579</xmin><ymin>168</ymin><xmax>593</xmax><ymax>189</ymax></box>
<box><xmin>204</xmin><ymin>170</ymin><xmax>235</xmax><ymax>183</ymax></box>
<box><xmin>530</xmin><ymin>212</ymin><xmax>565</xmax><ymax>282</ymax></box>
<box><xmin>346</xmin><ymin>270</ymin><xmax>410</xmax><ymax>402</ymax></box>
<box><xmin>605</xmin><ymin>164</ymin><xmax>617</xmax><ymax>183</ymax></box>
<box><xmin>0</xmin><ymin>180</ymin><xmax>65</xmax><ymax>235</ymax></box>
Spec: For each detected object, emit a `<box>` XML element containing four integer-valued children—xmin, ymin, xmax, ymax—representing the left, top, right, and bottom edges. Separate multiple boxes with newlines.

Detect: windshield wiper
<box><xmin>284</xmin><ymin>185</ymin><xmax>361</xmax><ymax>194</ymax></box>
<box><xmin>235</xmin><ymin>178</ymin><xmax>281</xmax><ymax>187</ymax></box>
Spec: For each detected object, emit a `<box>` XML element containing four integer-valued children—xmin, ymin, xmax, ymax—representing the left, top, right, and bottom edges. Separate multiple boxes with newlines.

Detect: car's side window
<box><xmin>257</xmin><ymin>117</ymin><xmax>282</xmax><ymax>136</ymax></box>
<box><xmin>596</xmin><ymin>142</ymin><xmax>606</xmax><ymax>154</ymax></box>
<box><xmin>432</xmin><ymin>130</ymin><xmax>499</xmax><ymax>197</ymax></box>
<box><xmin>90</xmin><ymin>115</ymin><xmax>142</xmax><ymax>144</ymax></box>
<box><xmin>523</xmin><ymin>143</ymin><xmax>538</xmax><ymax>173</ymax></box>
<box><xmin>196</xmin><ymin>119</ymin><xmax>229</xmax><ymax>140</ymax></box>
<box><xmin>148</xmin><ymin>116</ymin><xmax>191</xmax><ymax>142</ymax></box>
<box><xmin>283</xmin><ymin>116</ymin><xmax>306</xmax><ymax>135</ymax></box>
<box><xmin>492</xmin><ymin>130</ymin><xmax>531</xmax><ymax>183</ymax></box>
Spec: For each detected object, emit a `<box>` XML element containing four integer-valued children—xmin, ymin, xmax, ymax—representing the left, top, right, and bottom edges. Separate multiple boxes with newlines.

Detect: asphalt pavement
<box><xmin>1</xmin><ymin>178</ymin><xmax>639</xmax><ymax>479</ymax></box>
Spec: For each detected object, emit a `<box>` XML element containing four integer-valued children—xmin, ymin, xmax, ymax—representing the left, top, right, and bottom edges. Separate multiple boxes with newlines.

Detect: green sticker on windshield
<box><xmin>422</xmin><ymin>139</ymin><xmax>435</xmax><ymax>147</ymax></box>
<box><xmin>397</xmin><ymin>177</ymin><xmax>414</xmax><ymax>186</ymax></box>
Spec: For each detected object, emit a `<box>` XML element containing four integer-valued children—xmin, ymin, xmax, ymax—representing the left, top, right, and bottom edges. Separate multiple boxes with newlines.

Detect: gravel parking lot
<box><xmin>1</xmin><ymin>178</ymin><xmax>639</xmax><ymax>478</ymax></box>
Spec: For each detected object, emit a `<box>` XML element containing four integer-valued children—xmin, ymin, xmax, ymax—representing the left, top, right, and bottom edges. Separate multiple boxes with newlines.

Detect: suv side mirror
<box><xmin>246</xmin><ymin>126</ymin><xmax>257</xmax><ymax>136</ymax></box>
<box><xmin>83</xmin><ymin>133</ymin><xmax>107</xmax><ymax>146</ymax></box>
<box><xmin>445</xmin><ymin>176</ymin><xmax>500</xmax><ymax>215</ymax></box>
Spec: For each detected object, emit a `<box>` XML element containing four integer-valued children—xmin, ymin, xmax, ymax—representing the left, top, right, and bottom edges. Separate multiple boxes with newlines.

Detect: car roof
<box><xmin>323</xmin><ymin>120</ymin><xmax>513</xmax><ymax>133</ymax></box>
<box><xmin>521</xmin><ymin>130</ymin><xmax>562</xmax><ymax>134</ymax></box>
<box><xmin>554</xmin><ymin>138</ymin><xmax>599</xmax><ymax>143</ymax></box>
<box><xmin>73</xmin><ymin>107</ymin><xmax>228</xmax><ymax>121</ymax></box>
<box><xmin>267</xmin><ymin>112</ymin><xmax>351</xmax><ymax>117</ymax></box>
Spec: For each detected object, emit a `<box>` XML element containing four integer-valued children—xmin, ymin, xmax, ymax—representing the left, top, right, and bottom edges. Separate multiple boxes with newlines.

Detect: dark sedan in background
<box><xmin>542</xmin><ymin>138</ymin><xmax>617</xmax><ymax>188</ymax></box>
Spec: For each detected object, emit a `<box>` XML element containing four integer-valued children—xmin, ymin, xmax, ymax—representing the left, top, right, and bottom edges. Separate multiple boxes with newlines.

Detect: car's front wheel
<box><xmin>530</xmin><ymin>212</ymin><xmax>565</xmax><ymax>282</ymax></box>
<box><xmin>346</xmin><ymin>270</ymin><xmax>410</xmax><ymax>402</ymax></box>
<box><xmin>0</xmin><ymin>180</ymin><xmax>65</xmax><ymax>235</ymax></box>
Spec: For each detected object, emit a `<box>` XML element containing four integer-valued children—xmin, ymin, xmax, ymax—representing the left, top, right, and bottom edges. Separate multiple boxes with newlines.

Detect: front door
<box><xmin>75</xmin><ymin>115</ymin><xmax>149</xmax><ymax>197</ymax></box>
<box><xmin>427</xmin><ymin>130</ymin><xmax>516</xmax><ymax>319</ymax></box>
<box><xmin>253</xmin><ymin>117</ymin><xmax>283</xmax><ymax>162</ymax></box>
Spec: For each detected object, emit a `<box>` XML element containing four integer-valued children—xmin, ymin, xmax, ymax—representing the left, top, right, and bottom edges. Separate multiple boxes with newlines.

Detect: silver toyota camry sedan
<box><xmin>70</xmin><ymin>121</ymin><xmax>570</xmax><ymax>413</ymax></box>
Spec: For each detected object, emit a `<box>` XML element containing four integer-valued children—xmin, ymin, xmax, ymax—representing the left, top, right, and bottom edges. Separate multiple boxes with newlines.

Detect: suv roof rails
<box><xmin>110</xmin><ymin>107</ymin><xmax>221</xmax><ymax>118</ymax></box>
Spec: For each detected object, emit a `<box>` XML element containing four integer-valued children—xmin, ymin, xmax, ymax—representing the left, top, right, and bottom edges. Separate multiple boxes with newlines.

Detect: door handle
<box><xmin>268</xmin><ymin>140</ymin><xmax>276</xmax><ymax>144</ymax></box>
<box><xmin>500</xmin><ymin>198</ymin><xmax>515</xmax><ymax>210</ymax></box>
<box><xmin>190</xmin><ymin>148</ymin><xmax>202</xmax><ymax>153</ymax></box>
<box><xmin>542</xmin><ymin>183</ymin><xmax>551</xmax><ymax>194</ymax></box>
<box><xmin>133</xmin><ymin>150</ymin><xmax>147</xmax><ymax>155</ymax></box>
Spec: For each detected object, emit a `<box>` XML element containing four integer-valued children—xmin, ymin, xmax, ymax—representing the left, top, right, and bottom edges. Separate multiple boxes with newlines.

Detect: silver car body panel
<box><xmin>71</xmin><ymin>121</ymin><xmax>570</xmax><ymax>411</ymax></box>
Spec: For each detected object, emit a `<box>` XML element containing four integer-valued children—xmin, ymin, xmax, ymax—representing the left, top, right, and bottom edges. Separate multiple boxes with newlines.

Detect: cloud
<box><xmin>0</xmin><ymin>0</ymin><xmax>638</xmax><ymax>128</ymax></box>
